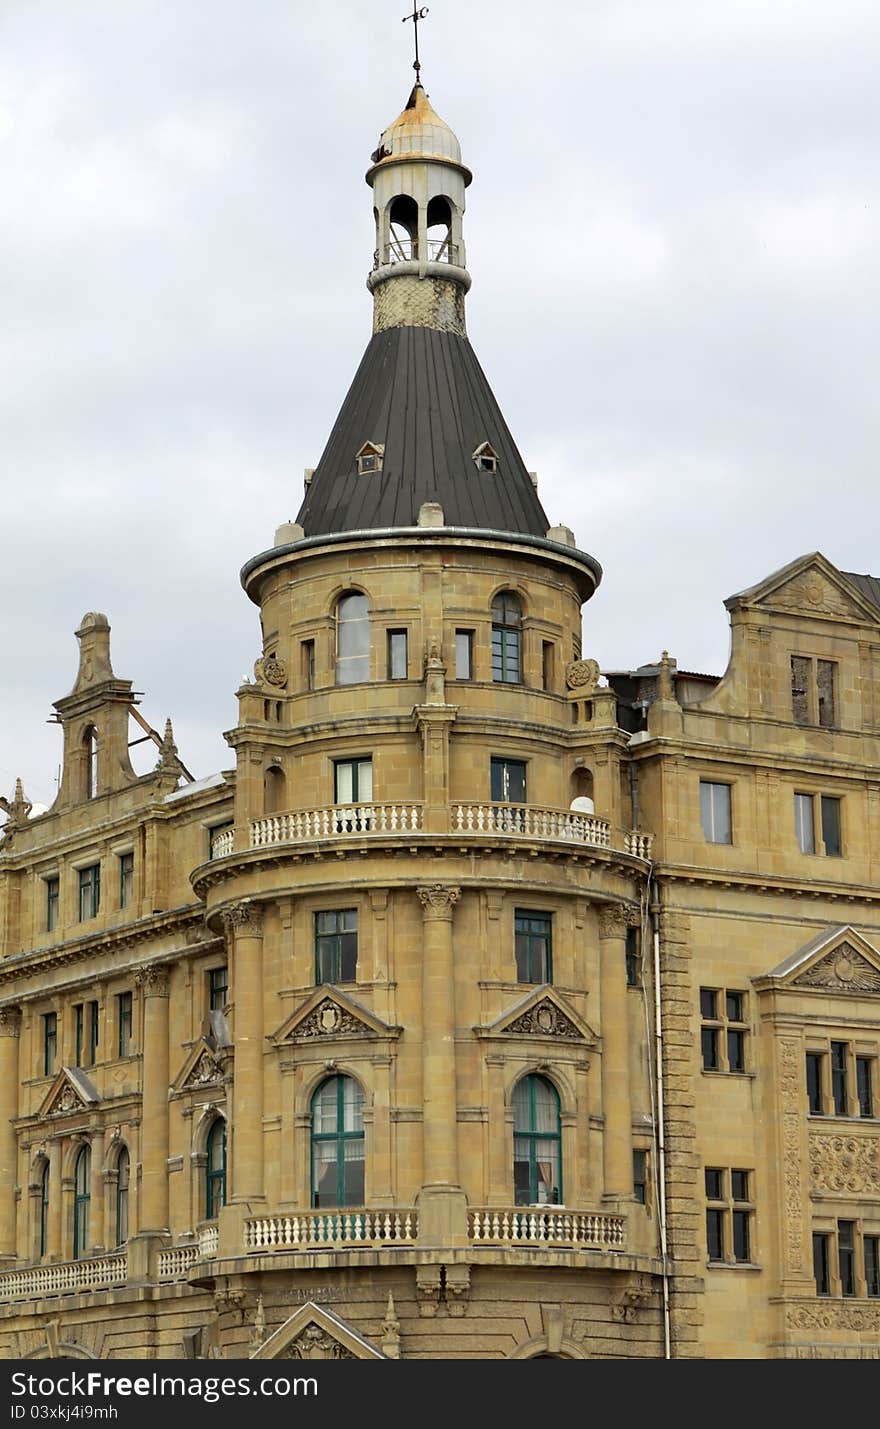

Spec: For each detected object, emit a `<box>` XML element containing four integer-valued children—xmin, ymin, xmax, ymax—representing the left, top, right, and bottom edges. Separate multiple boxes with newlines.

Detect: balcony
<box><xmin>468</xmin><ymin>1208</ymin><xmax>626</xmax><ymax>1251</ymax></box>
<box><xmin>374</xmin><ymin>236</ymin><xmax>460</xmax><ymax>267</ymax></box>
<box><xmin>243</xmin><ymin>1209</ymin><xmax>418</xmax><ymax>1253</ymax></box>
<box><xmin>0</xmin><ymin>1253</ymin><xmax>127</xmax><ymax>1301</ymax></box>
<box><xmin>251</xmin><ymin>804</ymin><xmax>424</xmax><ymax>849</ymax></box>
<box><xmin>452</xmin><ymin>803</ymin><xmax>610</xmax><ymax>847</ymax></box>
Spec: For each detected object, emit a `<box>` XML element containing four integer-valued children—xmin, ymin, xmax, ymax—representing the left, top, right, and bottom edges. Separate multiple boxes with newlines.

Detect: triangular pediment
<box><xmin>727</xmin><ymin>553</ymin><xmax>880</xmax><ymax>625</ymax></box>
<box><xmin>171</xmin><ymin>1038</ymin><xmax>226</xmax><ymax>1094</ymax></box>
<box><xmin>271</xmin><ymin>987</ymin><xmax>400</xmax><ymax>1046</ymax></box>
<box><xmin>39</xmin><ymin>1067</ymin><xmax>100</xmax><ymax>1119</ymax></box>
<box><xmin>250</xmin><ymin>1301</ymin><xmax>385</xmax><ymax>1360</ymax></box>
<box><xmin>757</xmin><ymin>926</ymin><xmax>880</xmax><ymax>995</ymax></box>
<box><xmin>477</xmin><ymin>987</ymin><xmax>596</xmax><ymax>1044</ymax></box>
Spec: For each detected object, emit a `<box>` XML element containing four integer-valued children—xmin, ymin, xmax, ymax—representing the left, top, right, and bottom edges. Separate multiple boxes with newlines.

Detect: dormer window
<box><xmin>473</xmin><ymin>441</ymin><xmax>498</xmax><ymax>473</ymax></box>
<box><xmin>356</xmin><ymin>442</ymin><xmax>384</xmax><ymax>476</ymax></box>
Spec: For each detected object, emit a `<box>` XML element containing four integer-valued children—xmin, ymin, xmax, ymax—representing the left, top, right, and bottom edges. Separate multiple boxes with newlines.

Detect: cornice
<box><xmin>626</xmin><ymin>733</ymin><xmax>880</xmax><ymax>780</ymax></box>
<box><xmin>654</xmin><ymin>862</ymin><xmax>880</xmax><ymax>903</ymax></box>
<box><xmin>0</xmin><ymin>908</ymin><xmax>220</xmax><ymax>992</ymax></box>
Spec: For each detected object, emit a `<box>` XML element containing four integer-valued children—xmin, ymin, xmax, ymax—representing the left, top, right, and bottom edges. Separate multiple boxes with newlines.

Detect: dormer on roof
<box><xmin>356</xmin><ymin>442</ymin><xmax>385</xmax><ymax>475</ymax></box>
<box><xmin>472</xmin><ymin>441</ymin><xmax>499</xmax><ymax>474</ymax></box>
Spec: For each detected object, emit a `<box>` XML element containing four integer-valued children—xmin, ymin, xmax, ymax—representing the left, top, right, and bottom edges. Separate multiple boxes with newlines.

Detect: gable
<box><xmin>272</xmin><ymin>988</ymin><xmax>400</xmax><ymax>1045</ymax></box>
<box><xmin>250</xmin><ymin>1301</ymin><xmax>384</xmax><ymax>1361</ymax></box>
<box><xmin>477</xmin><ymin>988</ymin><xmax>596</xmax><ymax>1044</ymax></box>
<box><xmin>171</xmin><ymin>1038</ymin><xmax>226</xmax><ymax>1095</ymax></box>
<box><xmin>793</xmin><ymin>943</ymin><xmax>880</xmax><ymax>994</ymax></box>
<box><xmin>728</xmin><ymin>553</ymin><xmax>880</xmax><ymax>625</ymax></box>
<box><xmin>758</xmin><ymin>926</ymin><xmax>880</xmax><ymax>995</ymax></box>
<box><xmin>39</xmin><ymin>1068</ymin><xmax>100</xmax><ymax>1119</ymax></box>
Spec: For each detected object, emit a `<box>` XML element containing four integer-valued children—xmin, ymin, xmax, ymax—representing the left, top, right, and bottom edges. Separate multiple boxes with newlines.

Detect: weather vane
<box><xmin>402</xmin><ymin>5</ymin><xmax>429</xmax><ymax>83</ymax></box>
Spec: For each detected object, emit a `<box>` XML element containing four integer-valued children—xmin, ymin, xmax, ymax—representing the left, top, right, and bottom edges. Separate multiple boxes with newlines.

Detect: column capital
<box><xmin>220</xmin><ymin>900</ymin><xmax>264</xmax><ymax>937</ymax></box>
<box><xmin>417</xmin><ymin>885</ymin><xmax>461</xmax><ymax>920</ymax></box>
<box><xmin>597</xmin><ymin>903</ymin><xmax>629</xmax><ymax>940</ymax></box>
<box><xmin>134</xmin><ymin>964</ymin><xmax>172</xmax><ymax>998</ymax></box>
<box><xmin>0</xmin><ymin>1007</ymin><xmax>22</xmax><ymax>1037</ymax></box>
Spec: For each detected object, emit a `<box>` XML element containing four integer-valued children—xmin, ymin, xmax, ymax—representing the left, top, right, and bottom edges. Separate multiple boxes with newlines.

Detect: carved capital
<box><xmin>417</xmin><ymin>885</ymin><xmax>461</xmax><ymax>920</ymax></box>
<box><xmin>221</xmin><ymin>901</ymin><xmax>264</xmax><ymax>937</ymax></box>
<box><xmin>0</xmin><ymin>1007</ymin><xmax>22</xmax><ymax>1038</ymax></box>
<box><xmin>133</xmin><ymin>964</ymin><xmax>171</xmax><ymax>998</ymax></box>
<box><xmin>597</xmin><ymin>903</ymin><xmax>628</xmax><ymax>939</ymax></box>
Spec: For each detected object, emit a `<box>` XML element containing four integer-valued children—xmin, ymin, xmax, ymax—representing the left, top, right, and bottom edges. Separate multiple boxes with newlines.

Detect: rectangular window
<box><xmin>794</xmin><ymin>793</ymin><xmax>815</xmax><ymax>854</ymax></box>
<box><xmin>78</xmin><ymin>864</ymin><xmax>100</xmax><ymax>921</ymax></box>
<box><xmin>541</xmin><ymin>641</ymin><xmax>555</xmax><ymax>692</ymax></box>
<box><xmin>865</xmin><ymin>1236</ymin><xmax>880</xmax><ymax>1298</ymax></box>
<box><xmin>791</xmin><ymin>655</ymin><xmax>811</xmax><ymax>724</ymax></box>
<box><xmin>209</xmin><ymin>966</ymin><xmax>229</xmax><ymax>1013</ymax></box>
<box><xmin>727</xmin><ymin>1029</ymin><xmax>745</xmax><ymax>1074</ymax></box>
<box><xmin>701</xmin><ymin>1026</ymin><xmax>720</xmax><ymax>1071</ymax></box>
<box><xmin>856</xmin><ymin>1057</ymin><xmax>874</xmax><ymax>1118</ymax></box>
<box><xmin>806</xmin><ymin>1052</ymin><xmax>825</xmax><ymax>1115</ymax></box>
<box><xmin>706</xmin><ymin>1208</ymin><xmax>725</xmax><ymax>1262</ymax></box>
<box><xmin>514</xmin><ymin>911</ymin><xmax>552</xmax><ymax>983</ymax></box>
<box><xmin>315</xmin><ymin>909</ymin><xmax>358</xmax><ymax>984</ymax></box>
<box><xmin>74</xmin><ymin>1004</ymin><xmax>84</xmax><ymax>1067</ymax></box>
<box><xmin>838</xmin><ymin>1220</ymin><xmax>856</xmax><ymax>1297</ymax></box>
<box><xmin>625</xmin><ymin>927</ymin><xmax>640</xmax><ymax>987</ymax></box>
<box><xmin>699</xmin><ymin>988</ymin><xmax>718</xmax><ymax>1020</ymax></box>
<box><xmin>87</xmin><ymin>1001</ymin><xmax>99</xmax><ymax>1066</ymax></box>
<box><xmin>706</xmin><ymin>1167</ymin><xmax>755</xmax><ymax>1266</ymax></box>
<box><xmin>813</xmin><ymin>1232</ymin><xmax>831</xmax><ymax>1296</ymax></box>
<box><xmin>455</xmin><ymin>630</ymin><xmax>474</xmax><ymax>680</ymax></box>
<box><xmin>117</xmin><ymin>992</ymin><xmax>133</xmax><ymax>1058</ymax></box>
<box><xmin>817</xmin><ymin>659</ymin><xmax>836</xmax><ymax>728</ymax></box>
<box><xmin>119</xmin><ymin>852</ymin><xmax>134</xmax><ymax>909</ymax></box>
<box><xmin>208</xmin><ymin>821</ymin><xmax>233</xmax><ymax>860</ymax></box>
<box><xmin>46</xmin><ymin>876</ymin><xmax>59</xmax><ymax>933</ymax></box>
<box><xmin>820</xmin><ymin>796</ymin><xmax>841</xmax><ymax>857</ymax></box>
<box><xmin>633</xmin><ymin>1149</ymin><xmax>648</xmax><ymax>1205</ymax></box>
<box><xmin>387</xmin><ymin>629</ymin><xmax>408</xmax><ymax>680</ymax></box>
<box><xmin>334</xmin><ymin>757</ymin><xmax>372</xmax><ymax>804</ymax></box>
<box><xmin>302</xmin><ymin>639</ymin><xmax>316</xmax><ymax>691</ymax></box>
<box><xmin>43</xmin><ymin>1013</ymin><xmax>57</xmax><ymax>1077</ymax></box>
<box><xmin>700</xmin><ymin>781</ymin><xmax>732</xmax><ymax>844</ymax></box>
<box><xmin>490</xmin><ymin>757</ymin><xmax>527</xmax><ymax>804</ymax></box>
<box><xmin>732</xmin><ymin>1209</ymin><xmax>751</xmax><ymax>1263</ymax></box>
<box><xmin>705</xmin><ymin>1168</ymin><xmax>724</xmax><ymax>1200</ymax></box>
<box><xmin>700</xmin><ymin>987</ymin><xmax>747</xmax><ymax>1073</ymax></box>
<box><xmin>831</xmin><ymin>1041</ymin><xmax>849</xmax><ymax>1116</ymax></box>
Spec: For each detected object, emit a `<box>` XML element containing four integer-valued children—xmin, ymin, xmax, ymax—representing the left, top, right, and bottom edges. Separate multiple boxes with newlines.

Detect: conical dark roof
<box><xmin>296</xmin><ymin>326</ymin><xmax>550</xmax><ymax>537</ymax></box>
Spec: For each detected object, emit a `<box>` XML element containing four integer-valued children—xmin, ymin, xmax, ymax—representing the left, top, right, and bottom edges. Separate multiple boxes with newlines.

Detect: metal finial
<box><xmin>402</xmin><ymin>5</ymin><xmax>429</xmax><ymax>82</ymax></box>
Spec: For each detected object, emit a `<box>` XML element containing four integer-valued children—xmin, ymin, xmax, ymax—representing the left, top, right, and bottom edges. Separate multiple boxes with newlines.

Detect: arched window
<box><xmin>205</xmin><ymin>1119</ymin><xmax>226</xmax><ymax>1220</ymax></box>
<box><xmin>426</xmin><ymin>194</ymin><xmax>454</xmax><ymax>262</ymax></box>
<box><xmin>335</xmin><ymin>593</ymin><xmax>370</xmax><ymax>685</ymax></box>
<box><xmin>264</xmin><ymin>764</ymin><xmax>286</xmax><ymax>815</ymax></box>
<box><xmin>491</xmin><ymin>593</ymin><xmax>522</xmax><ymax>683</ymax></box>
<box><xmin>387</xmin><ymin>193</ymin><xmax>419</xmax><ymax>263</ymax></box>
<box><xmin>115</xmin><ymin>1147</ymin><xmax>130</xmax><ymax>1246</ymax></box>
<box><xmin>83</xmin><ymin>727</ymin><xmax>98</xmax><ymax>800</ymax></box>
<box><xmin>73</xmin><ymin>1145</ymin><xmax>91</xmax><ymax>1259</ymax></box>
<box><xmin>311</xmin><ymin>1076</ymin><xmax>365</xmax><ymax>1208</ymax></box>
<box><xmin>39</xmin><ymin>1162</ymin><xmax>50</xmax><ymax>1258</ymax></box>
<box><xmin>513</xmin><ymin>1075</ymin><xmax>561</xmax><ymax>1206</ymax></box>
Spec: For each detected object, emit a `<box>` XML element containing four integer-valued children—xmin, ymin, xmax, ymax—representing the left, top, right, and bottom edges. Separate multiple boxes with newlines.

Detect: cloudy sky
<box><xmin>2</xmin><ymin>0</ymin><xmax>878</xmax><ymax>806</ymax></box>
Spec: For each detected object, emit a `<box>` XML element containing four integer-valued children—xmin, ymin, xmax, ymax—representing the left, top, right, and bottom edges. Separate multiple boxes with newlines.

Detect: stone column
<box><xmin>222</xmin><ymin>902</ymin><xmax>265</xmax><ymax>1202</ymax></box>
<box><xmin>418</xmin><ymin>885</ymin><xmax>461</xmax><ymax>1187</ymax></box>
<box><xmin>134</xmin><ymin>964</ymin><xmax>171</xmax><ymax>1233</ymax></box>
<box><xmin>598</xmin><ymin>904</ymin><xmax>633</xmax><ymax>1200</ymax></box>
<box><xmin>47</xmin><ymin>1140</ymin><xmax>63</xmax><ymax>1261</ymax></box>
<box><xmin>0</xmin><ymin>1008</ymin><xmax>21</xmax><ymax>1260</ymax></box>
<box><xmin>89</xmin><ymin>1127</ymin><xmax>106</xmax><ymax>1253</ymax></box>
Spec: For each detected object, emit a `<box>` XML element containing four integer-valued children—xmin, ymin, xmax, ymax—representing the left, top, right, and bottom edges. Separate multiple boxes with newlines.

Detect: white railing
<box><xmin>452</xmin><ymin>803</ymin><xmax>611</xmax><ymax>847</ymax></box>
<box><xmin>243</xmin><ymin>1209</ymin><xmax>418</xmax><ymax>1252</ymax></box>
<box><xmin>378</xmin><ymin>237</ymin><xmax>460</xmax><ymax>266</ymax></box>
<box><xmin>250</xmin><ymin>804</ymin><xmax>424</xmax><ymax>848</ymax></box>
<box><xmin>156</xmin><ymin>1245</ymin><xmax>199</xmax><ymax>1280</ymax></box>
<box><xmin>210</xmin><ymin>828</ymin><xmax>234</xmax><ymax>859</ymax></box>
<box><xmin>198</xmin><ymin>1224</ymin><xmax>219</xmax><ymax>1259</ymax></box>
<box><xmin>624</xmin><ymin>831</ymin><xmax>653</xmax><ymax>859</ymax></box>
<box><xmin>468</xmin><ymin>1209</ymin><xmax>625</xmax><ymax>1250</ymax></box>
<box><xmin>0</xmin><ymin>1253</ymin><xmax>127</xmax><ymax>1301</ymax></box>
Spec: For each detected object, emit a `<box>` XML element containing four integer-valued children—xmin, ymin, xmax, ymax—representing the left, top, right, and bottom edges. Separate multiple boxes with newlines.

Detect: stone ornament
<box><xmin>778</xmin><ymin>1039</ymin><xmax>805</xmax><ymax>1273</ymax></box>
<box><xmin>47</xmin><ymin>1083</ymin><xmax>86</xmax><ymax>1117</ymax></box>
<box><xmin>294</xmin><ymin>998</ymin><xmax>368</xmax><ymax>1041</ymax></box>
<box><xmin>809</xmin><ymin>1134</ymin><xmax>880</xmax><ymax>1196</ymax></box>
<box><xmin>133</xmin><ymin>965</ymin><xmax>171</xmax><ymax>997</ymax></box>
<box><xmin>184</xmin><ymin>1052</ymin><xmax>223</xmax><ymax>1089</ymax></box>
<box><xmin>283</xmin><ymin>1324</ymin><xmax>356</xmax><ymax>1360</ymax></box>
<box><xmin>417</xmin><ymin>885</ymin><xmax>461</xmax><ymax>919</ymax></box>
<box><xmin>262</xmin><ymin>655</ymin><xmax>288</xmax><ymax>688</ymax></box>
<box><xmin>565</xmin><ymin>658</ymin><xmax>600</xmax><ymax>693</ymax></box>
<box><xmin>786</xmin><ymin>1303</ymin><xmax>880</xmax><ymax>1332</ymax></box>
<box><xmin>220</xmin><ymin>902</ymin><xmax>264</xmax><ymax>937</ymax></box>
<box><xmin>597</xmin><ymin>904</ymin><xmax>630</xmax><ymax>939</ymax></box>
<box><xmin>794</xmin><ymin>945</ymin><xmax>880</xmax><ymax>993</ymax></box>
<box><xmin>769</xmin><ymin>575</ymin><xmax>855</xmax><ymax>619</ymax></box>
<box><xmin>506</xmin><ymin>998</ymin><xmax>582</xmax><ymax>1040</ymax></box>
<box><xmin>0</xmin><ymin>1007</ymin><xmax>22</xmax><ymax>1037</ymax></box>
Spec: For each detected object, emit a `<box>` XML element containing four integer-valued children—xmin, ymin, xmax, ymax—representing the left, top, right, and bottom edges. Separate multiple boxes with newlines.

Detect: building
<box><xmin>0</xmin><ymin>72</ymin><xmax>878</xmax><ymax>1362</ymax></box>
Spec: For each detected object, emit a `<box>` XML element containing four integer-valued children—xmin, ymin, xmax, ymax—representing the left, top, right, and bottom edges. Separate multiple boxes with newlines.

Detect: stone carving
<box><xmin>505</xmin><ymin>998</ymin><xmax>582</xmax><ymax>1040</ymax></box>
<box><xmin>597</xmin><ymin>904</ymin><xmax>630</xmax><ymax>939</ymax></box>
<box><xmin>133</xmin><ymin>964</ymin><xmax>171</xmax><ymax>997</ymax></box>
<box><xmin>786</xmin><ymin>1303</ymin><xmax>880</xmax><ymax>1333</ymax></box>
<box><xmin>283</xmin><ymin>1324</ymin><xmax>356</xmax><ymax>1360</ymax></box>
<box><xmin>565</xmin><ymin>658</ymin><xmax>600</xmax><ymax>693</ymax></box>
<box><xmin>381</xmin><ymin>1292</ymin><xmax>401</xmax><ymax>1359</ymax></box>
<box><xmin>46</xmin><ymin>1082</ymin><xmax>86</xmax><ymax>1116</ymax></box>
<box><xmin>0</xmin><ymin>780</ymin><xmax>32</xmax><ymax>845</ymax></box>
<box><xmin>249</xmin><ymin>1295</ymin><xmax>266</xmax><ymax>1353</ymax></box>
<box><xmin>809</xmin><ymin>1134</ymin><xmax>880</xmax><ymax>1196</ymax></box>
<box><xmin>154</xmin><ymin>718</ymin><xmax>181</xmax><ymax>777</ymax></box>
<box><xmin>611</xmin><ymin>1277</ymin><xmax>654</xmax><ymax>1323</ymax></box>
<box><xmin>220</xmin><ymin>902</ymin><xmax>264</xmax><ymax>937</ymax></box>
<box><xmin>0</xmin><ymin>1007</ymin><xmax>22</xmax><ymax>1037</ymax></box>
<box><xmin>262</xmin><ymin>655</ymin><xmax>288</xmax><ymax>688</ymax></box>
<box><xmin>293</xmin><ymin>998</ymin><xmax>368</xmax><ymax>1041</ymax></box>
<box><xmin>778</xmin><ymin>1039</ymin><xmax>804</xmax><ymax>1273</ymax></box>
<box><xmin>417</xmin><ymin>885</ymin><xmax>461</xmax><ymax>919</ymax></box>
<box><xmin>768</xmin><ymin>575</ymin><xmax>855</xmax><ymax>619</ymax></box>
<box><xmin>184</xmin><ymin>1052</ymin><xmax>223</xmax><ymax>1088</ymax></box>
<box><xmin>794</xmin><ymin>945</ymin><xmax>880</xmax><ymax>993</ymax></box>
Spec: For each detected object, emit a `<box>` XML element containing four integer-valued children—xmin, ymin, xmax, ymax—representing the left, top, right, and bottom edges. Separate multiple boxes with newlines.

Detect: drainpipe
<box><xmin>650</xmin><ymin>875</ymin><xmax>672</xmax><ymax>1360</ymax></box>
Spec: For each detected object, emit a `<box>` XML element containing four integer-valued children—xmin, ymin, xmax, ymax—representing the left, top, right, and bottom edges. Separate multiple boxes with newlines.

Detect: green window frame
<box><xmin>39</xmin><ymin>1162</ymin><xmax>50</xmax><ymax>1258</ymax></box>
<box><xmin>87</xmin><ymin>1001</ymin><xmax>99</xmax><ymax>1067</ymax></box>
<box><xmin>119</xmin><ymin>852</ymin><xmax>134</xmax><ymax>909</ymax></box>
<box><xmin>491</xmin><ymin>592</ymin><xmax>522</xmax><ymax>683</ymax></box>
<box><xmin>311</xmin><ymin>1075</ymin><xmax>365</xmax><ymax>1209</ymax></box>
<box><xmin>115</xmin><ymin>1146</ymin><xmax>130</xmax><ymax>1246</ymax></box>
<box><xmin>73</xmin><ymin>1145</ymin><xmax>90</xmax><ymax>1260</ymax></box>
<box><xmin>205</xmin><ymin>1119</ymin><xmax>227</xmax><ymax>1220</ymax></box>
<box><xmin>513</xmin><ymin>1074</ymin><xmax>562</xmax><ymax>1206</ymax></box>
<box><xmin>43</xmin><ymin>1013</ymin><xmax>57</xmax><ymax>1077</ymax></box>
<box><xmin>315</xmin><ymin>909</ymin><xmax>358</xmax><ymax>984</ymax></box>
<box><xmin>78</xmin><ymin>864</ymin><xmax>100</xmax><ymax>921</ymax></box>
<box><xmin>74</xmin><ymin>1004</ymin><xmax>84</xmax><ymax>1067</ymax></box>
<box><xmin>514</xmin><ymin>911</ymin><xmax>552</xmax><ymax>983</ymax></box>
<box><xmin>208</xmin><ymin>966</ymin><xmax>229</xmax><ymax>1013</ymax></box>
<box><xmin>46</xmin><ymin>877</ymin><xmax>59</xmax><ymax>934</ymax></box>
<box><xmin>117</xmin><ymin>992</ymin><xmax>133</xmax><ymax>1058</ymax></box>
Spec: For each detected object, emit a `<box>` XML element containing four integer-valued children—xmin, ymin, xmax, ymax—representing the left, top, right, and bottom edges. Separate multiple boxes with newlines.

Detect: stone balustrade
<box><xmin>623</xmin><ymin>830</ymin><xmax>654</xmax><ymax>859</ymax></box>
<box><xmin>210</xmin><ymin>828</ymin><xmax>234</xmax><ymax>859</ymax></box>
<box><xmin>156</xmin><ymin>1244</ymin><xmax>199</xmax><ymax>1280</ymax></box>
<box><xmin>250</xmin><ymin>804</ymin><xmax>424</xmax><ymax>849</ymax></box>
<box><xmin>452</xmin><ymin>803</ymin><xmax>611</xmax><ymax>847</ymax></box>
<box><xmin>468</xmin><ymin>1208</ymin><xmax>626</xmax><ymax>1250</ymax></box>
<box><xmin>243</xmin><ymin>1209</ymin><xmax>419</xmax><ymax>1252</ymax></box>
<box><xmin>0</xmin><ymin>1253</ymin><xmax>127</xmax><ymax>1301</ymax></box>
<box><xmin>198</xmin><ymin>1224</ymin><xmax>219</xmax><ymax>1259</ymax></box>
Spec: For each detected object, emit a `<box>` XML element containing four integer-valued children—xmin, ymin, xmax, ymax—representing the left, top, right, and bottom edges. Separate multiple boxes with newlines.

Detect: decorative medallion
<box><xmin>794</xmin><ymin>944</ymin><xmax>880</xmax><ymax>993</ymax></box>
<box><xmin>294</xmin><ymin>998</ymin><xmax>368</xmax><ymax>1041</ymax></box>
<box><xmin>809</xmin><ymin>1133</ymin><xmax>880</xmax><ymax>1196</ymax></box>
<box><xmin>505</xmin><ymin>997</ymin><xmax>582</xmax><ymax>1040</ymax></box>
<box><xmin>185</xmin><ymin>1051</ymin><xmax>223</xmax><ymax>1088</ymax></box>
<box><xmin>565</xmin><ymin>658</ymin><xmax>600</xmax><ymax>693</ymax></box>
<box><xmin>283</xmin><ymin>1324</ymin><xmax>357</xmax><ymax>1360</ymax></box>
<box><xmin>262</xmin><ymin>655</ymin><xmax>288</xmax><ymax>688</ymax></box>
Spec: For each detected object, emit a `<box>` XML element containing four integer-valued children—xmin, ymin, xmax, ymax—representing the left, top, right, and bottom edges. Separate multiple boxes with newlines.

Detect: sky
<box><xmin>1</xmin><ymin>0</ymin><xmax>878</xmax><ymax>807</ymax></box>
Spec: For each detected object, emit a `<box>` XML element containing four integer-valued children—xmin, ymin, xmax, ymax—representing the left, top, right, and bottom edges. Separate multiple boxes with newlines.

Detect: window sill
<box><xmin>807</xmin><ymin>1113</ymin><xmax>878</xmax><ymax>1124</ymax></box>
<box><xmin>706</xmin><ymin>1260</ymin><xmax>762</xmax><ymax>1272</ymax></box>
<box><xmin>700</xmin><ymin>1069</ymin><xmax>756</xmax><ymax>1079</ymax></box>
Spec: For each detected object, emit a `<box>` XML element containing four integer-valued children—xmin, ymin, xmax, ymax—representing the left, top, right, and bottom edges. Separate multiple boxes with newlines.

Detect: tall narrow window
<box><xmin>118</xmin><ymin>852</ymin><xmax>134</xmax><ymax>909</ymax></box>
<box><xmin>513</xmin><ymin>1075</ymin><xmax>561</xmax><ymax>1206</ymax></box>
<box><xmin>541</xmin><ymin>642</ymin><xmax>555</xmax><ymax>692</ymax></box>
<box><xmin>315</xmin><ymin>909</ymin><xmax>358</xmax><ymax>983</ymax></box>
<box><xmin>514</xmin><ymin>912</ymin><xmax>552</xmax><ymax>983</ymax></box>
<box><xmin>387</xmin><ymin>630</ymin><xmax>408</xmax><ymax>680</ymax></box>
<box><xmin>731</xmin><ymin>1170</ymin><xmax>751</xmax><ymax>1263</ymax></box>
<box><xmin>838</xmin><ymin>1220</ymin><xmax>856</xmax><ymax>1297</ymax></box>
<box><xmin>84</xmin><ymin>727</ymin><xmax>98</xmax><ymax>800</ymax></box>
<box><xmin>46</xmin><ymin>877</ymin><xmax>59</xmax><ymax>933</ymax></box>
<box><xmin>335</xmin><ymin>592</ymin><xmax>370</xmax><ymax>685</ymax></box>
<box><xmin>205</xmin><ymin>1119</ymin><xmax>226</xmax><ymax>1220</ymax></box>
<box><xmin>87</xmin><ymin>1001</ymin><xmax>99</xmax><ymax>1067</ymax></box>
<box><xmin>625</xmin><ymin>927</ymin><xmax>640</xmax><ymax>987</ymax></box>
<box><xmin>831</xmin><ymin>1041</ymin><xmax>849</xmax><ymax>1116</ymax></box>
<box><xmin>806</xmin><ymin>1052</ymin><xmax>825</xmax><ymax>1114</ymax></box>
<box><xmin>302</xmin><ymin>639</ymin><xmax>316</xmax><ymax>691</ymax></box>
<box><xmin>117</xmin><ymin>992</ymin><xmax>133</xmax><ymax>1058</ymax></box>
<box><xmin>208</xmin><ymin>967</ymin><xmax>228</xmax><ymax>1014</ymax></box>
<box><xmin>311</xmin><ymin>1076</ymin><xmax>365</xmax><ymax>1208</ymax></box>
<box><xmin>794</xmin><ymin>793</ymin><xmax>816</xmax><ymax>854</ymax></box>
<box><xmin>74</xmin><ymin>1004</ymin><xmax>84</xmax><ymax>1067</ymax></box>
<box><xmin>705</xmin><ymin>1168</ymin><xmax>726</xmax><ymax>1262</ymax></box>
<box><xmin>490</xmin><ymin>757</ymin><xmax>527</xmax><ymax>804</ymax></box>
<box><xmin>820</xmin><ymin>796</ymin><xmax>841</xmax><ymax>856</ymax></box>
<box><xmin>791</xmin><ymin>656</ymin><xmax>811</xmax><ymax>725</ymax></box>
<box><xmin>813</xmin><ymin>1232</ymin><xmax>831</xmax><ymax>1296</ymax></box>
<box><xmin>39</xmin><ymin>1163</ymin><xmax>50</xmax><ymax>1258</ymax></box>
<box><xmin>857</xmin><ymin>1057</ymin><xmax>874</xmax><ymax>1118</ymax></box>
<box><xmin>115</xmin><ymin>1147</ymin><xmax>130</xmax><ymax>1246</ymax></box>
<box><xmin>633</xmin><ymin>1149</ymin><xmax>648</xmax><ymax>1206</ymax></box>
<box><xmin>78</xmin><ymin>864</ymin><xmax>100</xmax><ymax>921</ymax></box>
<box><xmin>455</xmin><ymin>630</ymin><xmax>473</xmax><ymax>680</ymax></box>
<box><xmin>865</xmin><ymin>1236</ymin><xmax>880</xmax><ymax>1298</ymax></box>
<box><xmin>73</xmin><ymin>1145</ymin><xmax>90</xmax><ymax>1260</ymax></box>
<box><xmin>43</xmin><ymin>1012</ymin><xmax>57</xmax><ymax>1077</ymax></box>
<box><xmin>817</xmin><ymin>659</ymin><xmax>836</xmax><ymax>728</ymax></box>
<box><xmin>491</xmin><ymin>592</ymin><xmax>522</xmax><ymax>683</ymax></box>
<box><xmin>700</xmin><ymin>781</ymin><xmax>732</xmax><ymax>844</ymax></box>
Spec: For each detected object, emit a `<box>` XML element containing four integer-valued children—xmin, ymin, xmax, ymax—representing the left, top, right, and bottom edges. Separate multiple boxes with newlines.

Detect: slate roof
<box><xmin>842</xmin><ymin>570</ymin><xmax>880</xmax><ymax>611</ymax></box>
<box><xmin>296</xmin><ymin>326</ymin><xmax>551</xmax><ymax>538</ymax></box>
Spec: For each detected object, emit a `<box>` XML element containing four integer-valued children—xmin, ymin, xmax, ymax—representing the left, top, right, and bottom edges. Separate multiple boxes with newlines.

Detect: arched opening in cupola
<box><xmin>426</xmin><ymin>194</ymin><xmax>455</xmax><ymax>262</ymax></box>
<box><xmin>387</xmin><ymin>194</ymin><xmax>419</xmax><ymax>262</ymax></box>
